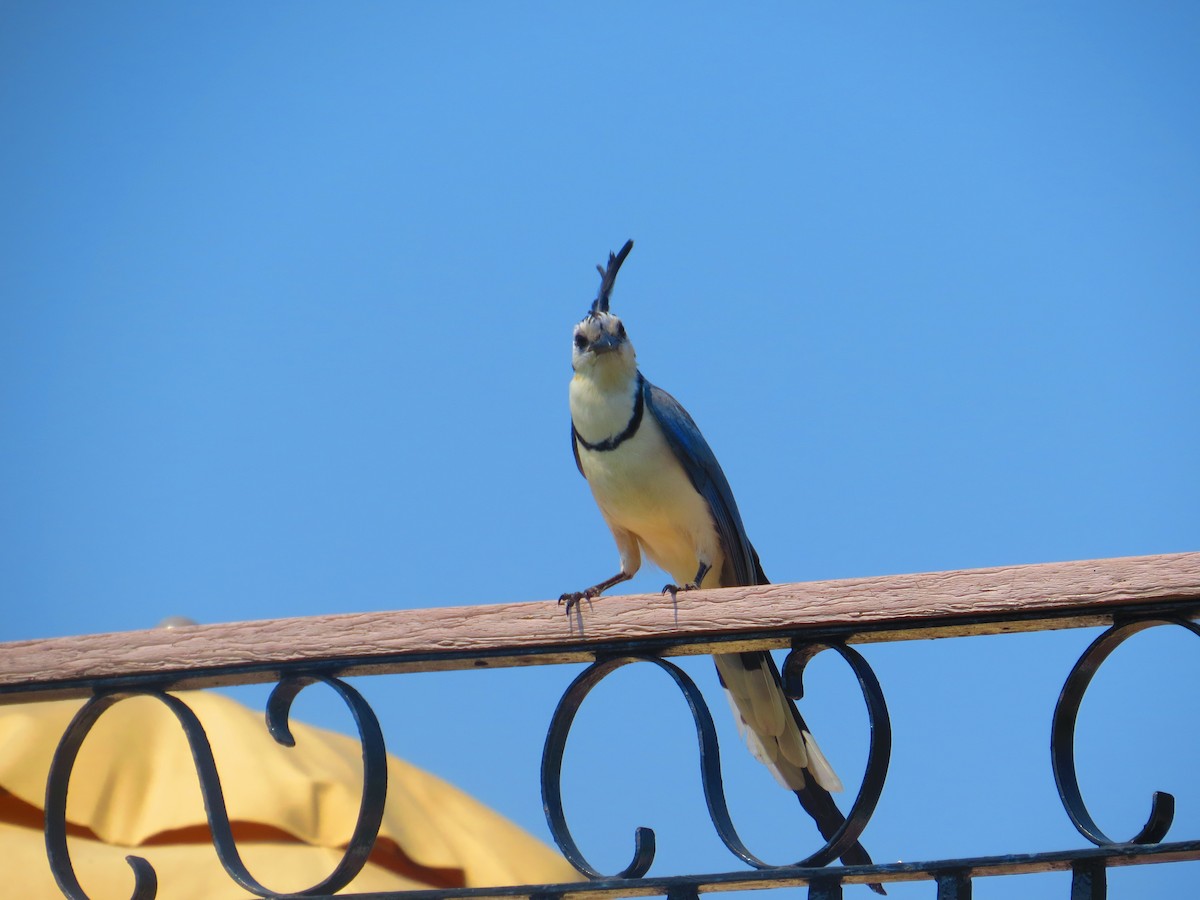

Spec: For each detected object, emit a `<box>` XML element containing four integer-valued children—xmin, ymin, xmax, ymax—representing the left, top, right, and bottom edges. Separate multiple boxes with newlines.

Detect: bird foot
<box><xmin>558</xmin><ymin>587</ymin><xmax>599</xmax><ymax>615</ymax></box>
<box><xmin>662</xmin><ymin>581</ymin><xmax>701</xmax><ymax>600</ymax></box>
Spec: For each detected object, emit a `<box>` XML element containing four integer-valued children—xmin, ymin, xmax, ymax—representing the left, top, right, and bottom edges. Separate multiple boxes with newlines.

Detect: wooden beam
<box><xmin>2</xmin><ymin>552</ymin><xmax>1198</xmax><ymax>703</ymax></box>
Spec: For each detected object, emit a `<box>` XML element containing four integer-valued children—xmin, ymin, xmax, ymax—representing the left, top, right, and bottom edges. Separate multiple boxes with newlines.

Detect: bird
<box><xmin>560</xmin><ymin>240</ymin><xmax>882</xmax><ymax>892</ymax></box>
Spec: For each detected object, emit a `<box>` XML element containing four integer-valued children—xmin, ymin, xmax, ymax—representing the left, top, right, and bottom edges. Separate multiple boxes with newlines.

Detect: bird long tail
<box><xmin>714</xmin><ymin>651</ymin><xmax>885</xmax><ymax>894</ymax></box>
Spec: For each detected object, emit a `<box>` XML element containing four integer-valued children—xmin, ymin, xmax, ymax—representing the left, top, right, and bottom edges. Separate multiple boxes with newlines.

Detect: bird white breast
<box><xmin>570</xmin><ymin>373</ymin><xmax>724</xmax><ymax>587</ymax></box>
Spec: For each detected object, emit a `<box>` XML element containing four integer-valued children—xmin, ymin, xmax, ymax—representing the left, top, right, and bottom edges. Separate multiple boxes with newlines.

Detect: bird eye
<box><xmin>573</xmin><ymin>333</ymin><xmax>587</xmax><ymax>350</ymax></box>
<box><xmin>616</xmin><ymin>322</ymin><xmax>626</xmax><ymax>338</ymax></box>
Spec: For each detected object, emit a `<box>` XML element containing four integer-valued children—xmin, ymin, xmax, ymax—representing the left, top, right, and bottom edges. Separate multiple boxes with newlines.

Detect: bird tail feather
<box><xmin>714</xmin><ymin>650</ymin><xmax>885</xmax><ymax>895</ymax></box>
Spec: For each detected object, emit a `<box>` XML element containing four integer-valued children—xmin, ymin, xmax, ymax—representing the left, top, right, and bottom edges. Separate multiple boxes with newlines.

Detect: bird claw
<box><xmin>662</xmin><ymin>581</ymin><xmax>700</xmax><ymax>600</ymax></box>
<box><xmin>558</xmin><ymin>589</ymin><xmax>596</xmax><ymax>615</ymax></box>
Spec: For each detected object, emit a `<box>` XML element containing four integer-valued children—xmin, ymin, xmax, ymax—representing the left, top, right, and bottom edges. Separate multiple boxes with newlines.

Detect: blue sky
<box><xmin>2</xmin><ymin>3</ymin><xmax>1197</xmax><ymax>898</ymax></box>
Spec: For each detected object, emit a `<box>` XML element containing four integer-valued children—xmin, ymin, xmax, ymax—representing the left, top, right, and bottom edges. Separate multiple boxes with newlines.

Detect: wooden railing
<box><xmin>3</xmin><ymin>552</ymin><xmax>1199</xmax><ymax>702</ymax></box>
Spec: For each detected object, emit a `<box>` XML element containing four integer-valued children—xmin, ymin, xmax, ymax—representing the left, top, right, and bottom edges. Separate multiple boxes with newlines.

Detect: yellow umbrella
<box><xmin>0</xmin><ymin>689</ymin><xmax>579</xmax><ymax>898</ymax></box>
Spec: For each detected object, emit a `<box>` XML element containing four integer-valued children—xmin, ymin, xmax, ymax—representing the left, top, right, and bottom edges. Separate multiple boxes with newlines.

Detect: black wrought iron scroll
<box><xmin>1051</xmin><ymin>615</ymin><xmax>1200</xmax><ymax>849</ymax></box>
<box><xmin>44</xmin><ymin>675</ymin><xmax>388</xmax><ymax>900</ymax></box>
<box><xmin>541</xmin><ymin>642</ymin><xmax>890</xmax><ymax>880</ymax></box>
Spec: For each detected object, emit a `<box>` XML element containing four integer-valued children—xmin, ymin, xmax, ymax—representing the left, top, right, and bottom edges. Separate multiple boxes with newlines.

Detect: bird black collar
<box><xmin>572</xmin><ymin>373</ymin><xmax>646</xmax><ymax>452</ymax></box>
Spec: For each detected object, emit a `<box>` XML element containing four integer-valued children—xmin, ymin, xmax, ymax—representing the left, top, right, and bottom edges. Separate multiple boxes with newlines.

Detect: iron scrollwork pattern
<box><xmin>44</xmin><ymin>675</ymin><xmax>388</xmax><ymax>900</ymax></box>
<box><xmin>541</xmin><ymin>641</ymin><xmax>890</xmax><ymax>879</ymax></box>
<box><xmin>1051</xmin><ymin>615</ymin><xmax>1199</xmax><ymax>848</ymax></box>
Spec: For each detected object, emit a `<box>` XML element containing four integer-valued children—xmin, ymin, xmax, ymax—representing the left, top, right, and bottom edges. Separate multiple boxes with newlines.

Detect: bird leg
<box><xmin>662</xmin><ymin>561</ymin><xmax>711</xmax><ymax>599</ymax></box>
<box><xmin>559</xmin><ymin>571</ymin><xmax>632</xmax><ymax>614</ymax></box>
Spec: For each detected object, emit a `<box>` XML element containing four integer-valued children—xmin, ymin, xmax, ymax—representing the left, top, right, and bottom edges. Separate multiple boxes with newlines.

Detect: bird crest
<box><xmin>589</xmin><ymin>239</ymin><xmax>634</xmax><ymax>316</ymax></box>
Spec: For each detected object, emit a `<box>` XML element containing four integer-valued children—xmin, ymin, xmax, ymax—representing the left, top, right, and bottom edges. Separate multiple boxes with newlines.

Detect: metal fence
<box><xmin>3</xmin><ymin>552</ymin><xmax>1198</xmax><ymax>899</ymax></box>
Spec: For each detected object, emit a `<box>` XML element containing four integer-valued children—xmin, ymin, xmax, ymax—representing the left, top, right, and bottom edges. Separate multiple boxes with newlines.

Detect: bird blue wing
<box><xmin>571</xmin><ymin>423</ymin><xmax>584</xmax><ymax>476</ymax></box>
<box><xmin>642</xmin><ymin>375</ymin><xmax>766</xmax><ymax>586</ymax></box>
<box><xmin>644</xmin><ymin>378</ymin><xmax>876</xmax><ymax>881</ymax></box>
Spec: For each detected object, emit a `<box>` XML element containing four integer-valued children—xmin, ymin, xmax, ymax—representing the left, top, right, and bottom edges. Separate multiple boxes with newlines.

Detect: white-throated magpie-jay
<box><xmin>561</xmin><ymin>241</ymin><xmax>881</xmax><ymax>891</ymax></box>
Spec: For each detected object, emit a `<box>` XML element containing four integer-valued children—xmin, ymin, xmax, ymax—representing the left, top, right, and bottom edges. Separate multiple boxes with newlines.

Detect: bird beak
<box><xmin>591</xmin><ymin>333</ymin><xmax>622</xmax><ymax>354</ymax></box>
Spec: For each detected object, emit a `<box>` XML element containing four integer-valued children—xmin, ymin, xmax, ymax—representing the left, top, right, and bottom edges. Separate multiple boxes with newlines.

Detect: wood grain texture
<box><xmin>2</xmin><ymin>552</ymin><xmax>1198</xmax><ymax>703</ymax></box>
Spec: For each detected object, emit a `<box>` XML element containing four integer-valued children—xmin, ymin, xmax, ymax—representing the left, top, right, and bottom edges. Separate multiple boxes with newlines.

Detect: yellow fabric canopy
<box><xmin>0</xmin><ymin>691</ymin><xmax>579</xmax><ymax>898</ymax></box>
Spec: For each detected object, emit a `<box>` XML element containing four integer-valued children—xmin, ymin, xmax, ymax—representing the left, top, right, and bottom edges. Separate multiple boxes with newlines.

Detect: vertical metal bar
<box><xmin>666</xmin><ymin>884</ymin><xmax>700</xmax><ymax>900</ymax></box>
<box><xmin>809</xmin><ymin>877</ymin><xmax>843</xmax><ymax>899</ymax></box>
<box><xmin>1070</xmin><ymin>859</ymin><xmax>1107</xmax><ymax>900</ymax></box>
<box><xmin>936</xmin><ymin>870</ymin><xmax>972</xmax><ymax>900</ymax></box>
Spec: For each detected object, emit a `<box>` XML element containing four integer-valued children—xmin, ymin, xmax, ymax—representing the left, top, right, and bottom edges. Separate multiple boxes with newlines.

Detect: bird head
<box><xmin>571</xmin><ymin>239</ymin><xmax>636</xmax><ymax>376</ymax></box>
